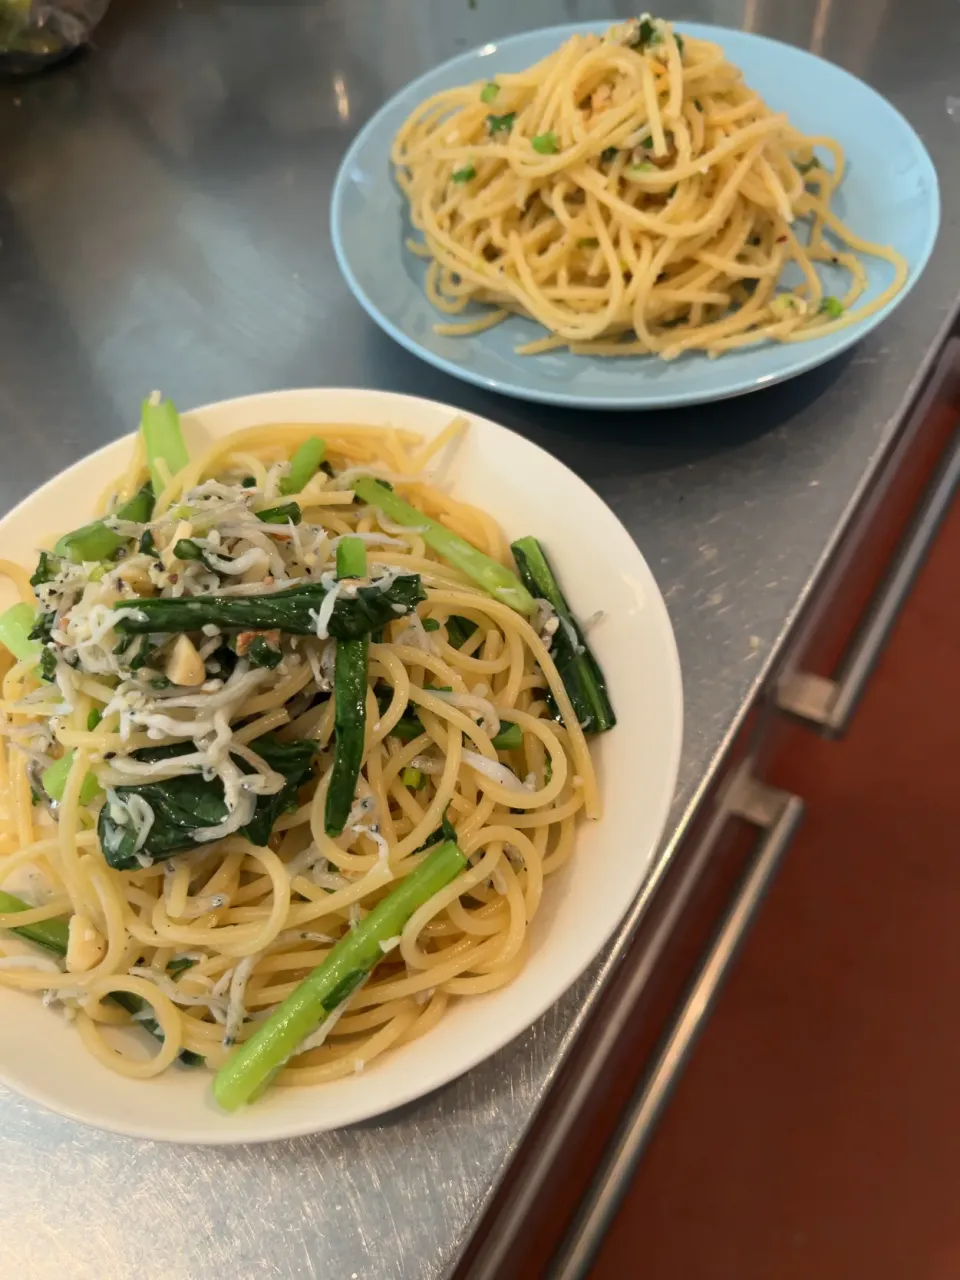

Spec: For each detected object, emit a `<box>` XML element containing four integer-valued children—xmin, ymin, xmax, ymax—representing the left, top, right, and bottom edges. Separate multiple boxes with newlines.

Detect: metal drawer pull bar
<box><xmin>779</xmin><ymin>431</ymin><xmax>960</xmax><ymax>733</ymax></box>
<box><xmin>548</xmin><ymin>780</ymin><xmax>804</xmax><ymax>1280</ymax></box>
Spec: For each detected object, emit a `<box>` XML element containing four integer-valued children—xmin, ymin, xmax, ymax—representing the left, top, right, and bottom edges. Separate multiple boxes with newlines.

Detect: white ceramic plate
<box><xmin>0</xmin><ymin>389</ymin><xmax>682</xmax><ymax>1144</ymax></box>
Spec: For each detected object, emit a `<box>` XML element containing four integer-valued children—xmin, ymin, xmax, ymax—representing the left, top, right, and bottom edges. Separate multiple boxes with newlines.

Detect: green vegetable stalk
<box><xmin>213</xmin><ymin>839</ymin><xmax>466</xmax><ymax>1110</ymax></box>
<box><xmin>510</xmin><ymin>536</ymin><xmax>616</xmax><ymax>734</ymax></box>
<box><xmin>279</xmin><ymin>437</ymin><xmax>326</xmax><ymax>496</ymax></box>
<box><xmin>335</xmin><ymin>535</ymin><xmax>367</xmax><ymax>580</ymax></box>
<box><xmin>41</xmin><ymin>751</ymin><xmax>103</xmax><ymax>806</ymax></box>
<box><xmin>54</xmin><ymin>484</ymin><xmax>155</xmax><ymax>565</ymax></box>
<box><xmin>141</xmin><ymin>394</ymin><xmax>189</xmax><ymax>494</ymax></box>
<box><xmin>353</xmin><ymin>477</ymin><xmax>534</xmax><ymax>615</ymax></box>
<box><xmin>325</xmin><ymin>539</ymin><xmax>369</xmax><ymax>836</ymax></box>
<box><xmin>114</xmin><ymin>574</ymin><xmax>425</xmax><ymax>641</ymax></box>
<box><xmin>0</xmin><ymin>889</ymin><xmax>201</xmax><ymax>1066</ymax></box>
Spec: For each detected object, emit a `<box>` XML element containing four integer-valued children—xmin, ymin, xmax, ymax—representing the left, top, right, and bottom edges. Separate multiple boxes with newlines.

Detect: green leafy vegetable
<box><xmin>139</xmin><ymin>530</ymin><xmax>158</xmax><ymax>558</ymax></box>
<box><xmin>445</xmin><ymin>615</ymin><xmax>478</xmax><ymax>649</ymax></box>
<box><xmin>29</xmin><ymin>551</ymin><xmax>60</xmax><ymax>589</ymax></box>
<box><xmin>819</xmin><ymin>295</ymin><xmax>844</xmax><ymax>318</ymax></box>
<box><xmin>246</xmin><ymin>636</ymin><xmax>283</xmax><ymax>669</ymax></box>
<box><xmin>629</xmin><ymin>17</ymin><xmax>659</xmax><ymax>49</ymax></box>
<box><xmin>422</xmin><ymin>618</ymin><xmax>441</xmax><ymax>633</ymax></box>
<box><xmin>452</xmin><ymin>164</ymin><xmax>477</xmax><ymax>183</ymax></box>
<box><xmin>279</xmin><ymin>437</ymin><xmax>326</xmax><ymax>496</ymax></box>
<box><xmin>480</xmin><ymin>81</ymin><xmax>499</xmax><ymax>103</ymax></box>
<box><xmin>87</xmin><ymin>709</ymin><xmax>102</xmax><ymax>731</ymax></box>
<box><xmin>113</xmin><ymin>574</ymin><xmax>426</xmax><ymax>641</ymax></box>
<box><xmin>487</xmin><ymin>111</ymin><xmax>516</xmax><ymax>134</ymax></box>
<box><xmin>353</xmin><ymin>478</ymin><xmax>534</xmax><ymax>615</ymax></box>
<box><xmin>166</xmin><ymin>956</ymin><xmax>197</xmax><ymax>976</ymax></box>
<box><xmin>402</xmin><ymin>766</ymin><xmax>426</xmax><ymax>790</ymax></box>
<box><xmin>491</xmin><ymin>721</ymin><xmax>522</xmax><ymax>751</ymax></box>
<box><xmin>511</xmin><ymin>536</ymin><xmax>616</xmax><ymax>734</ymax></box>
<box><xmin>53</xmin><ymin>484</ymin><xmax>154</xmax><ymax>565</ymax></box>
<box><xmin>38</xmin><ymin>647</ymin><xmax>57</xmax><ymax>682</ymax></box>
<box><xmin>256</xmin><ymin>502</ymin><xmax>302</xmax><ymax>526</ymax></box>
<box><xmin>213</xmin><ymin>839</ymin><xmax>466</xmax><ymax>1110</ymax></box>
<box><xmin>98</xmin><ymin>734</ymin><xmax>318</xmax><ymax>870</ymax></box>
<box><xmin>600</xmin><ymin>146</ymin><xmax>619</xmax><ymax>162</ymax></box>
<box><xmin>326</xmin><ymin>540</ymin><xmax>369</xmax><ymax>837</ymax></box>
<box><xmin>532</xmin><ymin>131</ymin><xmax>559</xmax><ymax>155</ymax></box>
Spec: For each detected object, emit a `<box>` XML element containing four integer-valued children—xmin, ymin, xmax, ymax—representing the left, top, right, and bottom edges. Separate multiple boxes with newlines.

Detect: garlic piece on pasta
<box><xmin>65</xmin><ymin>912</ymin><xmax>106</xmax><ymax>973</ymax></box>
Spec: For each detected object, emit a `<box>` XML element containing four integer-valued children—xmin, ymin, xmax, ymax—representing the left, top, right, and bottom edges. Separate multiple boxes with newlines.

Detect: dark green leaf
<box><xmin>114</xmin><ymin>575</ymin><xmax>426</xmax><ymax>641</ymax></box>
<box><xmin>39</xmin><ymin>647</ymin><xmax>57</xmax><ymax>681</ymax></box>
<box><xmin>98</xmin><ymin>734</ymin><xmax>318</xmax><ymax>870</ymax></box>
<box><xmin>139</xmin><ymin>530</ymin><xmax>158</xmax><ymax>558</ymax></box>
<box><xmin>29</xmin><ymin>552</ymin><xmax>60</xmax><ymax>589</ymax></box>
<box><xmin>256</xmin><ymin>502</ymin><xmax>302</xmax><ymax>526</ymax></box>
<box><xmin>247</xmin><ymin>636</ymin><xmax>283</xmax><ymax>669</ymax></box>
<box><xmin>166</xmin><ymin>956</ymin><xmax>196</xmax><ymax>976</ymax></box>
<box><xmin>422</xmin><ymin>618</ymin><xmax>441</xmax><ymax>632</ymax></box>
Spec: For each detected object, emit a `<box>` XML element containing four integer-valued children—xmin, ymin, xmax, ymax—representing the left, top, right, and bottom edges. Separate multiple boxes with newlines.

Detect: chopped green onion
<box><xmin>819</xmin><ymin>296</ymin><xmax>844</xmax><ymax>318</ymax></box>
<box><xmin>256</xmin><ymin>502</ymin><xmax>302</xmax><ymax>526</ymax></box>
<box><xmin>402</xmin><ymin>766</ymin><xmax>426</xmax><ymax>790</ymax></box>
<box><xmin>487</xmin><ymin>112</ymin><xmax>515</xmax><ymax>134</ymax></box>
<box><xmin>532</xmin><ymin>131</ymin><xmax>559</xmax><ymax>155</ymax></box>
<box><xmin>451</xmin><ymin>164</ymin><xmax>477</xmax><ymax>183</ymax></box>
<box><xmin>480</xmin><ymin>82</ymin><xmax>499</xmax><ymax>103</ymax></box>
<box><xmin>279</xmin><ymin>437</ymin><xmax>326</xmax><ymax>496</ymax></box>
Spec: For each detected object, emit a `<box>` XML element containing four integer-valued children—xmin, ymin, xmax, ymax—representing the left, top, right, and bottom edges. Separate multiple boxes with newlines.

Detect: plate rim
<box><xmin>330</xmin><ymin>20</ymin><xmax>941</xmax><ymax>411</ymax></box>
<box><xmin>0</xmin><ymin>386</ymin><xmax>683</xmax><ymax>1144</ymax></box>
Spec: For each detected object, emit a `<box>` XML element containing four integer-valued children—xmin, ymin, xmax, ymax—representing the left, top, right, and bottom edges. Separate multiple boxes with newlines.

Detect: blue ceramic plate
<box><xmin>331</xmin><ymin>22</ymin><xmax>940</xmax><ymax>410</ymax></box>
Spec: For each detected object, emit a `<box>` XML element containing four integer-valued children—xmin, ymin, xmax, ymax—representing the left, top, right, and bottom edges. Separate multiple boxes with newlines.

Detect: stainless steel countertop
<box><xmin>0</xmin><ymin>2</ymin><xmax>957</xmax><ymax>1277</ymax></box>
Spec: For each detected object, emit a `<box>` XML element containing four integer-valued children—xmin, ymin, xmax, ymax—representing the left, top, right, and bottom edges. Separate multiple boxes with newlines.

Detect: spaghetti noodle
<box><xmin>392</xmin><ymin>16</ymin><xmax>908</xmax><ymax>358</ymax></box>
<box><xmin>0</xmin><ymin>405</ymin><xmax>608</xmax><ymax>1099</ymax></box>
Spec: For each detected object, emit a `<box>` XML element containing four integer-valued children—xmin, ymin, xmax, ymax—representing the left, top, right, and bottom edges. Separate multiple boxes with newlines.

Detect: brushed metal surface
<box><xmin>0</xmin><ymin>2</ymin><xmax>957</xmax><ymax>1278</ymax></box>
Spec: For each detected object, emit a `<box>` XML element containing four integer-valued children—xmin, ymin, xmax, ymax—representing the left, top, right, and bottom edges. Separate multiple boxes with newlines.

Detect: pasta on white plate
<box><xmin>393</xmin><ymin>14</ymin><xmax>908</xmax><ymax>359</ymax></box>
<box><xmin>0</xmin><ymin>395</ymin><xmax>615</xmax><ymax>1110</ymax></box>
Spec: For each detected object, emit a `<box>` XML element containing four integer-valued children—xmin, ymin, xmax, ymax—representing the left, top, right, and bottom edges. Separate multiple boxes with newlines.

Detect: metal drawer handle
<box><xmin>548</xmin><ymin>778</ymin><xmax>805</xmax><ymax>1280</ymax></box>
<box><xmin>778</xmin><ymin>424</ymin><xmax>960</xmax><ymax>735</ymax></box>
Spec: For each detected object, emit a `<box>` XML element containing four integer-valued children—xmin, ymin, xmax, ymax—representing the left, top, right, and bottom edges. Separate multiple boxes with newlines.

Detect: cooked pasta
<box><xmin>0</xmin><ymin>398</ymin><xmax>613</xmax><ymax>1106</ymax></box>
<box><xmin>392</xmin><ymin>15</ymin><xmax>908</xmax><ymax>358</ymax></box>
